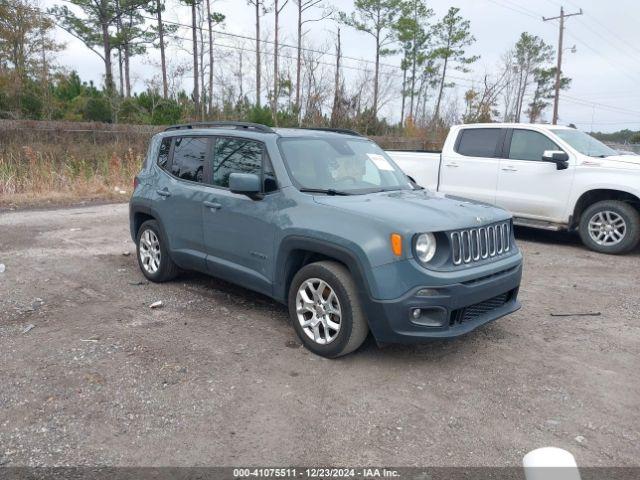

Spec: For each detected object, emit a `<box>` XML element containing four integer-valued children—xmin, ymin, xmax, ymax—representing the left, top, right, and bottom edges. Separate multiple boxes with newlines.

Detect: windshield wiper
<box><xmin>298</xmin><ymin>188</ymin><xmax>352</xmax><ymax>196</ymax></box>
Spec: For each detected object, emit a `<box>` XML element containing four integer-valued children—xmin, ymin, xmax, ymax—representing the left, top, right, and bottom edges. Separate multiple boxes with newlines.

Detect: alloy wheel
<box><xmin>588</xmin><ymin>211</ymin><xmax>627</xmax><ymax>246</ymax></box>
<box><xmin>139</xmin><ymin>229</ymin><xmax>161</xmax><ymax>274</ymax></box>
<box><xmin>295</xmin><ymin>278</ymin><xmax>342</xmax><ymax>345</ymax></box>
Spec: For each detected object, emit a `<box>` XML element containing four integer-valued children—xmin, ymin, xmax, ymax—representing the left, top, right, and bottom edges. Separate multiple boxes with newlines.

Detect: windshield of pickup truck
<box><xmin>278</xmin><ymin>137</ymin><xmax>413</xmax><ymax>194</ymax></box>
<box><xmin>552</xmin><ymin>129</ymin><xmax>618</xmax><ymax>157</ymax></box>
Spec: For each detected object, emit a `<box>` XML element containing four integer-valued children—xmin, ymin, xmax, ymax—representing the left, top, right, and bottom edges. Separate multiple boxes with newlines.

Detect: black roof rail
<box><xmin>300</xmin><ymin>127</ymin><xmax>363</xmax><ymax>137</ymax></box>
<box><xmin>164</xmin><ymin>121</ymin><xmax>276</xmax><ymax>133</ymax></box>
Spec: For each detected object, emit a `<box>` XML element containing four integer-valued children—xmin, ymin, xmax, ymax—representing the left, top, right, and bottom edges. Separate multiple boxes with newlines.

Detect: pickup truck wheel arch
<box><xmin>572</xmin><ymin>189</ymin><xmax>640</xmax><ymax>229</ymax></box>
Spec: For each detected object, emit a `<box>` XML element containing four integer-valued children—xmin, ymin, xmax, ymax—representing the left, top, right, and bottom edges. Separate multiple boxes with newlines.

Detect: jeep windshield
<box><xmin>552</xmin><ymin>129</ymin><xmax>618</xmax><ymax>158</ymax></box>
<box><xmin>278</xmin><ymin>137</ymin><xmax>413</xmax><ymax>194</ymax></box>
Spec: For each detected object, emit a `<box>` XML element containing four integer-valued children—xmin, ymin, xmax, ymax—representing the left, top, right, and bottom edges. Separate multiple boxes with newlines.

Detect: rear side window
<box><xmin>157</xmin><ymin>137</ymin><xmax>172</xmax><ymax>170</ymax></box>
<box><xmin>212</xmin><ymin>138</ymin><xmax>263</xmax><ymax>188</ymax></box>
<box><xmin>509</xmin><ymin>129</ymin><xmax>561</xmax><ymax>161</ymax></box>
<box><xmin>456</xmin><ymin>128</ymin><xmax>502</xmax><ymax>158</ymax></box>
<box><xmin>171</xmin><ymin>136</ymin><xmax>208</xmax><ymax>183</ymax></box>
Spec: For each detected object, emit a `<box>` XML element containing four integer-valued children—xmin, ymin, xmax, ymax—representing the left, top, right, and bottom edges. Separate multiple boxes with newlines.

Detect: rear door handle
<box><xmin>203</xmin><ymin>200</ymin><xmax>222</xmax><ymax>210</ymax></box>
<box><xmin>444</xmin><ymin>162</ymin><xmax>459</xmax><ymax>168</ymax></box>
<box><xmin>501</xmin><ymin>166</ymin><xmax>518</xmax><ymax>172</ymax></box>
<box><xmin>156</xmin><ymin>189</ymin><xmax>171</xmax><ymax>197</ymax></box>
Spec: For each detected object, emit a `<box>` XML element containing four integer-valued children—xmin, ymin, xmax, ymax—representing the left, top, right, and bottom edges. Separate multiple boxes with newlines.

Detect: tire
<box><xmin>578</xmin><ymin>200</ymin><xmax>640</xmax><ymax>254</ymax></box>
<box><xmin>288</xmin><ymin>261</ymin><xmax>369</xmax><ymax>358</ymax></box>
<box><xmin>136</xmin><ymin>219</ymin><xmax>179</xmax><ymax>282</ymax></box>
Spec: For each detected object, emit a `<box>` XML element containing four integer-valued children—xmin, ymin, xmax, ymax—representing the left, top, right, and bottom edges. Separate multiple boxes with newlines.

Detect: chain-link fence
<box><xmin>605</xmin><ymin>143</ymin><xmax>640</xmax><ymax>155</ymax></box>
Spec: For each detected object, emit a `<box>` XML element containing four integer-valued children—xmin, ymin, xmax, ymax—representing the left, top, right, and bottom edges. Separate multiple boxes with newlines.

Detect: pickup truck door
<box><xmin>496</xmin><ymin>129</ymin><xmax>574</xmax><ymax>223</ymax></box>
<box><xmin>438</xmin><ymin>127</ymin><xmax>505</xmax><ymax>205</ymax></box>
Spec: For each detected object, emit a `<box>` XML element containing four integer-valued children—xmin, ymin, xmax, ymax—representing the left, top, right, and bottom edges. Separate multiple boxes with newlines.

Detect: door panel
<box><xmin>496</xmin><ymin>129</ymin><xmax>574</xmax><ymax>222</ymax></box>
<box><xmin>438</xmin><ymin>128</ymin><xmax>505</xmax><ymax>205</ymax></box>
<box><xmin>152</xmin><ymin>136</ymin><xmax>210</xmax><ymax>270</ymax></box>
<box><xmin>202</xmin><ymin>137</ymin><xmax>278</xmax><ymax>296</ymax></box>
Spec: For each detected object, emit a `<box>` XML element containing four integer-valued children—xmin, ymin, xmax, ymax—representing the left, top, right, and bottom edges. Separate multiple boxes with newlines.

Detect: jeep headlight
<box><xmin>415</xmin><ymin>233</ymin><xmax>437</xmax><ymax>263</ymax></box>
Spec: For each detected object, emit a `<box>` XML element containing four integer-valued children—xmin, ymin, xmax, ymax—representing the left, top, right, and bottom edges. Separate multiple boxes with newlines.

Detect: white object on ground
<box><xmin>0</xmin><ymin>263</ymin><xmax>5</xmax><ymax>273</ymax></box>
<box><xmin>523</xmin><ymin>447</ymin><xmax>581</xmax><ymax>480</ymax></box>
<box><xmin>150</xmin><ymin>301</ymin><xmax>163</xmax><ymax>309</ymax></box>
<box><xmin>22</xmin><ymin>324</ymin><xmax>36</xmax><ymax>334</ymax></box>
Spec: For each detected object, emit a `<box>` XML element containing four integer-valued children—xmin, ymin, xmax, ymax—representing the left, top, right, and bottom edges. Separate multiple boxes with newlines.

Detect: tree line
<box><xmin>0</xmin><ymin>0</ymin><xmax>571</xmax><ymax>134</ymax></box>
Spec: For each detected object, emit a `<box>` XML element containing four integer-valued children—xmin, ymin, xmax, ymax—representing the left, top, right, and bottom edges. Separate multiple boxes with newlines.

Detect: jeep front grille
<box><xmin>450</xmin><ymin>221</ymin><xmax>511</xmax><ymax>265</ymax></box>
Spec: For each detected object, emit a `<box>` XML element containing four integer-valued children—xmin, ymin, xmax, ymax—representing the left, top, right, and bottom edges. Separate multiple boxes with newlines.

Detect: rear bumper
<box><xmin>363</xmin><ymin>258</ymin><xmax>523</xmax><ymax>344</ymax></box>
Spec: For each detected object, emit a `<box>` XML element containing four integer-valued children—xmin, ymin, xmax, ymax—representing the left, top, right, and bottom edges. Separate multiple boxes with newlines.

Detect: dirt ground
<box><xmin>0</xmin><ymin>203</ymin><xmax>638</xmax><ymax>467</ymax></box>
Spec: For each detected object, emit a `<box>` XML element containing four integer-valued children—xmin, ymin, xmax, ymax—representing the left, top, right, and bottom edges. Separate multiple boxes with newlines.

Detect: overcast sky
<box><xmin>46</xmin><ymin>0</ymin><xmax>640</xmax><ymax>133</ymax></box>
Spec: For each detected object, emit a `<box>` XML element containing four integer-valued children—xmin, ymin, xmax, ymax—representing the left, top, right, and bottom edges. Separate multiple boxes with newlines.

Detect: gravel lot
<box><xmin>0</xmin><ymin>203</ymin><xmax>638</xmax><ymax>467</ymax></box>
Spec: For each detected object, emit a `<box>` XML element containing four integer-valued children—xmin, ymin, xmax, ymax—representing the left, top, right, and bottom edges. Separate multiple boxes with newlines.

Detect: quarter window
<box><xmin>157</xmin><ymin>137</ymin><xmax>172</xmax><ymax>170</ymax></box>
<box><xmin>456</xmin><ymin>128</ymin><xmax>503</xmax><ymax>158</ymax></box>
<box><xmin>213</xmin><ymin>138</ymin><xmax>263</xmax><ymax>188</ymax></box>
<box><xmin>171</xmin><ymin>136</ymin><xmax>208</xmax><ymax>182</ymax></box>
<box><xmin>509</xmin><ymin>130</ymin><xmax>561</xmax><ymax>161</ymax></box>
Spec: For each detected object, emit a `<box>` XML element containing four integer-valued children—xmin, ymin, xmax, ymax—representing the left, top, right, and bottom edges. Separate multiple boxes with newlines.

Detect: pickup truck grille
<box><xmin>450</xmin><ymin>221</ymin><xmax>512</xmax><ymax>265</ymax></box>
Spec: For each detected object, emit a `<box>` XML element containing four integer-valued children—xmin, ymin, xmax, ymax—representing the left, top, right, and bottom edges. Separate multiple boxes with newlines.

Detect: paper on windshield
<box><xmin>367</xmin><ymin>153</ymin><xmax>395</xmax><ymax>171</ymax></box>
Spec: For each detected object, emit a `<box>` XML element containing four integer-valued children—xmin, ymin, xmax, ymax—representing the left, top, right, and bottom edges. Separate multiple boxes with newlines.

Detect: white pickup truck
<box><xmin>389</xmin><ymin>123</ymin><xmax>640</xmax><ymax>254</ymax></box>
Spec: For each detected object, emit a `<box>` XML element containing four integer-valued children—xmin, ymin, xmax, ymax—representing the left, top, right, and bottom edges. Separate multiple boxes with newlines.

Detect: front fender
<box><xmin>273</xmin><ymin>234</ymin><xmax>377</xmax><ymax>304</ymax></box>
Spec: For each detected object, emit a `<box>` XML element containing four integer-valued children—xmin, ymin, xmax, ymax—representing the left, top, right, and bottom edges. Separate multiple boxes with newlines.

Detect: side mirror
<box><xmin>229</xmin><ymin>173</ymin><xmax>262</xmax><ymax>198</ymax></box>
<box><xmin>542</xmin><ymin>150</ymin><xmax>570</xmax><ymax>170</ymax></box>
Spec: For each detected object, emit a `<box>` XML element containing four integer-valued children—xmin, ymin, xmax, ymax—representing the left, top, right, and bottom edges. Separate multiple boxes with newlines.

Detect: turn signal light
<box><xmin>391</xmin><ymin>233</ymin><xmax>403</xmax><ymax>256</ymax></box>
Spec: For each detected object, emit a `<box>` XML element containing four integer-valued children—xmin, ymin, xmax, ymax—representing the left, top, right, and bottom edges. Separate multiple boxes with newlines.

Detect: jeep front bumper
<box><xmin>362</xmin><ymin>255</ymin><xmax>523</xmax><ymax>343</ymax></box>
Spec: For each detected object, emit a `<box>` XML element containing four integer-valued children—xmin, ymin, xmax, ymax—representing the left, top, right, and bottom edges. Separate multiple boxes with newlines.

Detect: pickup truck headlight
<box><xmin>415</xmin><ymin>233</ymin><xmax>437</xmax><ymax>263</ymax></box>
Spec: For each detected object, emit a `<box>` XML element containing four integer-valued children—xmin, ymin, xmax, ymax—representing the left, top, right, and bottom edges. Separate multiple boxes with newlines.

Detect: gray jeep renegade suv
<box><xmin>130</xmin><ymin>122</ymin><xmax>523</xmax><ymax>358</ymax></box>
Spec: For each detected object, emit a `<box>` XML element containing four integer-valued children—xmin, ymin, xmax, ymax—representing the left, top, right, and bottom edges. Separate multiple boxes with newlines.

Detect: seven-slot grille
<box><xmin>450</xmin><ymin>221</ymin><xmax>511</xmax><ymax>265</ymax></box>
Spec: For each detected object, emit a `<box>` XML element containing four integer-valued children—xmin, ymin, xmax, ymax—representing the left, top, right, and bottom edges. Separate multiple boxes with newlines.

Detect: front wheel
<box><xmin>288</xmin><ymin>261</ymin><xmax>369</xmax><ymax>358</ymax></box>
<box><xmin>578</xmin><ymin>200</ymin><xmax>640</xmax><ymax>254</ymax></box>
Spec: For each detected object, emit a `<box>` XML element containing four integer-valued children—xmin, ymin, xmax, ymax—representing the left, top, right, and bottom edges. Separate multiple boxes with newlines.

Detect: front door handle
<box><xmin>444</xmin><ymin>162</ymin><xmax>459</xmax><ymax>168</ymax></box>
<box><xmin>501</xmin><ymin>166</ymin><xmax>518</xmax><ymax>172</ymax></box>
<box><xmin>203</xmin><ymin>200</ymin><xmax>222</xmax><ymax>210</ymax></box>
<box><xmin>156</xmin><ymin>189</ymin><xmax>171</xmax><ymax>197</ymax></box>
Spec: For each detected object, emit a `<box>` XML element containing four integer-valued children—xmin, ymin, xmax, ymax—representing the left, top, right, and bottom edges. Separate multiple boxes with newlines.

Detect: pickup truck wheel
<box><xmin>288</xmin><ymin>261</ymin><xmax>369</xmax><ymax>358</ymax></box>
<box><xmin>136</xmin><ymin>220</ymin><xmax>179</xmax><ymax>282</ymax></box>
<box><xmin>579</xmin><ymin>200</ymin><xmax>640</xmax><ymax>254</ymax></box>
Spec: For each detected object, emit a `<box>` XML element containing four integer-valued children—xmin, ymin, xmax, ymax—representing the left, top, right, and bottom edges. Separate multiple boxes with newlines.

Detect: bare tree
<box><xmin>246</xmin><ymin>0</ymin><xmax>268</xmax><ymax>107</ymax></box>
<box><xmin>293</xmin><ymin>0</ymin><xmax>332</xmax><ymax>119</ymax></box>
<box><xmin>272</xmin><ymin>0</ymin><xmax>289</xmax><ymax>125</ymax></box>
<box><xmin>330</xmin><ymin>27</ymin><xmax>342</xmax><ymax>127</ymax></box>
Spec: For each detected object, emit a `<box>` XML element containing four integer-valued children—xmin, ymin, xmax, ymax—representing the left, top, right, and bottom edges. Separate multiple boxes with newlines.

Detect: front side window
<box><xmin>212</xmin><ymin>138</ymin><xmax>263</xmax><ymax>188</ymax></box>
<box><xmin>278</xmin><ymin>137</ymin><xmax>411</xmax><ymax>194</ymax></box>
<box><xmin>509</xmin><ymin>130</ymin><xmax>561</xmax><ymax>161</ymax></box>
<box><xmin>171</xmin><ymin>136</ymin><xmax>208</xmax><ymax>182</ymax></box>
<box><xmin>456</xmin><ymin>128</ymin><xmax>503</xmax><ymax>158</ymax></box>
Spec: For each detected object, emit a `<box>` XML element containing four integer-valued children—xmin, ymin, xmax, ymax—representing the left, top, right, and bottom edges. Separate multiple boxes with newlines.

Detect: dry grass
<box><xmin>0</xmin><ymin>120</ymin><xmax>155</xmax><ymax>208</ymax></box>
<box><xmin>0</xmin><ymin>144</ymin><xmax>143</xmax><ymax>207</ymax></box>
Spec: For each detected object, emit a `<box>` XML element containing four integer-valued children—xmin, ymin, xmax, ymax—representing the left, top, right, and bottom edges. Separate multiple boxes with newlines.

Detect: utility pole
<box><xmin>543</xmin><ymin>6</ymin><xmax>583</xmax><ymax>125</ymax></box>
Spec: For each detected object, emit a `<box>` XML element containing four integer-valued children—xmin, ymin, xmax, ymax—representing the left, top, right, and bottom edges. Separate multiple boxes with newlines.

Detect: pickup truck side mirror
<box><xmin>542</xmin><ymin>150</ymin><xmax>570</xmax><ymax>170</ymax></box>
<box><xmin>229</xmin><ymin>172</ymin><xmax>262</xmax><ymax>199</ymax></box>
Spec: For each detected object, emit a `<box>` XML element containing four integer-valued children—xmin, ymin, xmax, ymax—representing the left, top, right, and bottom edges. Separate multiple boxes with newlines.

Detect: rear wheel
<box><xmin>136</xmin><ymin>220</ymin><xmax>179</xmax><ymax>282</ymax></box>
<box><xmin>578</xmin><ymin>200</ymin><xmax>640</xmax><ymax>254</ymax></box>
<box><xmin>288</xmin><ymin>261</ymin><xmax>369</xmax><ymax>358</ymax></box>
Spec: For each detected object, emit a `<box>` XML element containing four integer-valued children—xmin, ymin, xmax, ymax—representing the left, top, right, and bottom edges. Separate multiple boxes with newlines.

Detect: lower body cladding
<box><xmin>362</xmin><ymin>257</ymin><xmax>523</xmax><ymax>344</ymax></box>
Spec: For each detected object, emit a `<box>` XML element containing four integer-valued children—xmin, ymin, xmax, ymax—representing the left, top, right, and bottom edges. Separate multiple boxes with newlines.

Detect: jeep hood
<box><xmin>313</xmin><ymin>189</ymin><xmax>511</xmax><ymax>232</ymax></box>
